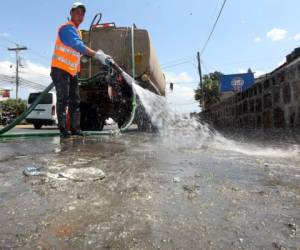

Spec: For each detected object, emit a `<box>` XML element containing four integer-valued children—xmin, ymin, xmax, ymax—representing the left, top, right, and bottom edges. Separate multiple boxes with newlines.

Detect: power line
<box><xmin>20</xmin><ymin>77</ymin><xmax>48</xmax><ymax>88</ymax></box>
<box><xmin>172</xmin><ymin>81</ymin><xmax>199</xmax><ymax>85</ymax></box>
<box><xmin>201</xmin><ymin>60</ymin><xmax>212</xmax><ymax>74</ymax></box>
<box><xmin>26</xmin><ymin>49</ymin><xmax>50</xmax><ymax>63</ymax></box>
<box><xmin>201</xmin><ymin>0</ymin><xmax>228</xmax><ymax>55</ymax></box>
<box><xmin>0</xmin><ymin>74</ymin><xmax>48</xmax><ymax>91</ymax></box>
<box><xmin>0</xmin><ymin>44</ymin><xmax>8</xmax><ymax>49</ymax></box>
<box><xmin>209</xmin><ymin>0</ymin><xmax>222</xmax><ymax>24</ymax></box>
<box><xmin>0</xmin><ymin>34</ymin><xmax>50</xmax><ymax>63</ymax></box>
<box><xmin>162</xmin><ymin>60</ymin><xmax>196</xmax><ymax>70</ymax></box>
<box><xmin>20</xmin><ymin>70</ymin><xmax>50</xmax><ymax>79</ymax></box>
<box><xmin>0</xmin><ymin>35</ymin><xmax>21</xmax><ymax>47</ymax></box>
<box><xmin>161</xmin><ymin>56</ymin><xmax>194</xmax><ymax>67</ymax></box>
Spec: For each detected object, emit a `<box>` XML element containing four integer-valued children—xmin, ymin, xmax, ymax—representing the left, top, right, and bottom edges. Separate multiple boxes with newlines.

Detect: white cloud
<box><xmin>0</xmin><ymin>32</ymin><xmax>10</xmax><ymax>37</ymax></box>
<box><xmin>294</xmin><ymin>33</ymin><xmax>300</xmax><ymax>40</ymax></box>
<box><xmin>254</xmin><ymin>37</ymin><xmax>262</xmax><ymax>43</ymax></box>
<box><xmin>21</xmin><ymin>60</ymin><xmax>51</xmax><ymax>84</ymax></box>
<box><xmin>164</xmin><ymin>71</ymin><xmax>199</xmax><ymax>114</ymax></box>
<box><xmin>0</xmin><ymin>60</ymin><xmax>14</xmax><ymax>75</ymax></box>
<box><xmin>164</xmin><ymin>71</ymin><xmax>193</xmax><ymax>84</ymax></box>
<box><xmin>266</xmin><ymin>28</ymin><xmax>287</xmax><ymax>41</ymax></box>
<box><xmin>0</xmin><ymin>60</ymin><xmax>50</xmax><ymax>99</ymax></box>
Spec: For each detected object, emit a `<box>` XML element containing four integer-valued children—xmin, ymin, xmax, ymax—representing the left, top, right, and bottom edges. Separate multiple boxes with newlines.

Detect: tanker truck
<box><xmin>78</xmin><ymin>20</ymin><xmax>166</xmax><ymax>131</ymax></box>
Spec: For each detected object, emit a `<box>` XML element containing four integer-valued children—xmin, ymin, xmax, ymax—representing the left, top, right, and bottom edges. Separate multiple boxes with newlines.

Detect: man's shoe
<box><xmin>60</xmin><ymin>130</ymin><xmax>71</xmax><ymax>139</ymax></box>
<box><xmin>71</xmin><ymin>129</ymin><xmax>84</xmax><ymax>136</ymax></box>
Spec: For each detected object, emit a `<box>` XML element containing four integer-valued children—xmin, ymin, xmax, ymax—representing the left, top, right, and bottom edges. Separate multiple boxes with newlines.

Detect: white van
<box><xmin>26</xmin><ymin>92</ymin><xmax>58</xmax><ymax>129</ymax></box>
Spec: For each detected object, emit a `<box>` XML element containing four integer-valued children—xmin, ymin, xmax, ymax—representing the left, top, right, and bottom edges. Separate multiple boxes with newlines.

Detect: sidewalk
<box><xmin>0</xmin><ymin>125</ymin><xmax>59</xmax><ymax>137</ymax></box>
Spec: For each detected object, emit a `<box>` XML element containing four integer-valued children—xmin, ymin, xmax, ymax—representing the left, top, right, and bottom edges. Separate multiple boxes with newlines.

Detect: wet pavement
<box><xmin>0</xmin><ymin>129</ymin><xmax>300</xmax><ymax>249</ymax></box>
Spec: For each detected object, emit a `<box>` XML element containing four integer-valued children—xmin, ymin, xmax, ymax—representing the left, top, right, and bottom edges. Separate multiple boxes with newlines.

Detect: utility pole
<box><xmin>197</xmin><ymin>51</ymin><xmax>204</xmax><ymax>108</ymax></box>
<box><xmin>8</xmin><ymin>45</ymin><xmax>27</xmax><ymax>100</ymax></box>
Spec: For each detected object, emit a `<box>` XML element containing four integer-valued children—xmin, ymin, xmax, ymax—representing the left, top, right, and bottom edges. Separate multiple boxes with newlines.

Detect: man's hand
<box><xmin>94</xmin><ymin>50</ymin><xmax>114</xmax><ymax>66</ymax></box>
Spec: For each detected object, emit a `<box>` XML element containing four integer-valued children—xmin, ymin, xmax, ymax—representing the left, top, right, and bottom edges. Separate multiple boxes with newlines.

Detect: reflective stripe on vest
<box><xmin>55</xmin><ymin>45</ymin><xmax>80</xmax><ymax>57</ymax></box>
<box><xmin>51</xmin><ymin>21</ymin><xmax>81</xmax><ymax>76</ymax></box>
<box><xmin>52</xmin><ymin>54</ymin><xmax>77</xmax><ymax>68</ymax></box>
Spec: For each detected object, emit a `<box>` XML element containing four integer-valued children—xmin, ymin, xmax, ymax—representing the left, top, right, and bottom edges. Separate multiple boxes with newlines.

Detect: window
<box><xmin>28</xmin><ymin>93</ymin><xmax>53</xmax><ymax>104</ymax></box>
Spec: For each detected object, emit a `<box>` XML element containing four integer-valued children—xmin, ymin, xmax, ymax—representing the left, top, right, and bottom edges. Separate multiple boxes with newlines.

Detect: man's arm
<box><xmin>59</xmin><ymin>25</ymin><xmax>96</xmax><ymax>56</ymax></box>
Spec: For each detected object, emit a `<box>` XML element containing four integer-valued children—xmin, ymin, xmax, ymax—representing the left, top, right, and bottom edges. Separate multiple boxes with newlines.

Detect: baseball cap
<box><xmin>71</xmin><ymin>2</ymin><xmax>86</xmax><ymax>13</ymax></box>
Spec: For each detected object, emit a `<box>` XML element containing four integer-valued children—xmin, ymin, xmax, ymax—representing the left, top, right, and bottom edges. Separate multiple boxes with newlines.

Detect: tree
<box><xmin>0</xmin><ymin>99</ymin><xmax>27</xmax><ymax>125</ymax></box>
<box><xmin>194</xmin><ymin>71</ymin><xmax>222</xmax><ymax>109</ymax></box>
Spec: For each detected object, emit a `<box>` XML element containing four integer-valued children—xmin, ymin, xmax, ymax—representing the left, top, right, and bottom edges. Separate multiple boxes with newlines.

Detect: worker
<box><xmin>51</xmin><ymin>2</ymin><xmax>110</xmax><ymax>138</ymax></box>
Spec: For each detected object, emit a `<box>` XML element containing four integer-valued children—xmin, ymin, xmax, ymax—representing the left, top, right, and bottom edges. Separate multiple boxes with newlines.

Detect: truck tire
<box><xmin>80</xmin><ymin>103</ymin><xmax>105</xmax><ymax>131</ymax></box>
<box><xmin>33</xmin><ymin>123</ymin><xmax>42</xmax><ymax>129</ymax></box>
<box><xmin>81</xmin><ymin>115</ymin><xmax>105</xmax><ymax>131</ymax></box>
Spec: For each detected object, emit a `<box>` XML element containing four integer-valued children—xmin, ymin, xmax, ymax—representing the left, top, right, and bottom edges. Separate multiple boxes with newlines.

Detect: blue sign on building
<box><xmin>220</xmin><ymin>73</ymin><xmax>255</xmax><ymax>93</ymax></box>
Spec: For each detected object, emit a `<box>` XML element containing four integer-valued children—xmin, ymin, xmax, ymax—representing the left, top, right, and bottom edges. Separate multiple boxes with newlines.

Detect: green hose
<box><xmin>120</xmin><ymin>91</ymin><xmax>137</xmax><ymax>132</ymax></box>
<box><xmin>0</xmin><ymin>82</ymin><xmax>54</xmax><ymax>136</ymax></box>
<box><xmin>0</xmin><ymin>71</ymin><xmax>137</xmax><ymax>139</ymax></box>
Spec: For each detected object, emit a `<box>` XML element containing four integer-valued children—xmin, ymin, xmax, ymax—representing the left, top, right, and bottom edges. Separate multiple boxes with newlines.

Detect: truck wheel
<box><xmin>33</xmin><ymin>123</ymin><xmax>42</xmax><ymax>129</ymax></box>
<box><xmin>81</xmin><ymin>117</ymin><xmax>104</xmax><ymax>131</ymax></box>
<box><xmin>80</xmin><ymin>103</ymin><xmax>105</xmax><ymax>131</ymax></box>
<box><xmin>98</xmin><ymin>119</ymin><xmax>105</xmax><ymax>131</ymax></box>
<box><xmin>117</xmin><ymin>120</ymin><xmax>127</xmax><ymax>129</ymax></box>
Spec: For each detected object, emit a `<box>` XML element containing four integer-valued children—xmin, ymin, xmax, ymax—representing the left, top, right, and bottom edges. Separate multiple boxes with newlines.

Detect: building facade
<box><xmin>201</xmin><ymin>48</ymin><xmax>300</xmax><ymax>129</ymax></box>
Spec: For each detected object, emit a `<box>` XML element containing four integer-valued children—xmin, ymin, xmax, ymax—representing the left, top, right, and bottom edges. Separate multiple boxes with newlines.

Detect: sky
<box><xmin>0</xmin><ymin>0</ymin><xmax>300</xmax><ymax>113</ymax></box>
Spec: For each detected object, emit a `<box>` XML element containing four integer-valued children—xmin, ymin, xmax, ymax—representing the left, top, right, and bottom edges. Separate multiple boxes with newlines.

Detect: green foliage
<box><xmin>0</xmin><ymin>98</ymin><xmax>27</xmax><ymax>116</ymax></box>
<box><xmin>195</xmin><ymin>71</ymin><xmax>222</xmax><ymax>108</ymax></box>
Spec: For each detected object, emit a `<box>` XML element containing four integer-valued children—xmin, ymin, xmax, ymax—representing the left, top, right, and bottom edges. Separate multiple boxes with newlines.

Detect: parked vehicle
<box><xmin>26</xmin><ymin>92</ymin><xmax>57</xmax><ymax>129</ymax></box>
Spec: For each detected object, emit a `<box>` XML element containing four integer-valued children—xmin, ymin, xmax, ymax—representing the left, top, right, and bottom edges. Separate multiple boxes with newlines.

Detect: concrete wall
<box><xmin>202</xmin><ymin>56</ymin><xmax>300</xmax><ymax>129</ymax></box>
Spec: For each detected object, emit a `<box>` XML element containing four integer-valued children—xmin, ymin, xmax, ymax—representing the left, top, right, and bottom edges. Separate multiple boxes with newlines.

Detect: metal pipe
<box><xmin>141</xmin><ymin>74</ymin><xmax>162</xmax><ymax>96</ymax></box>
<box><xmin>131</xmin><ymin>25</ymin><xmax>135</xmax><ymax>79</ymax></box>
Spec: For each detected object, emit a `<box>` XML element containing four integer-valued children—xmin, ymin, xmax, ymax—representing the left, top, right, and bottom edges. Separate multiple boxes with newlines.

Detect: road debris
<box><xmin>58</xmin><ymin>167</ymin><xmax>106</xmax><ymax>182</ymax></box>
<box><xmin>173</xmin><ymin>177</ymin><xmax>181</xmax><ymax>183</ymax></box>
<box><xmin>23</xmin><ymin>166</ymin><xmax>44</xmax><ymax>177</ymax></box>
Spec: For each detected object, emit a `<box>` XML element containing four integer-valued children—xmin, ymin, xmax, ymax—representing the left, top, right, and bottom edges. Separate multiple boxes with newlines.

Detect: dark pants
<box><xmin>50</xmin><ymin>67</ymin><xmax>81</xmax><ymax>131</ymax></box>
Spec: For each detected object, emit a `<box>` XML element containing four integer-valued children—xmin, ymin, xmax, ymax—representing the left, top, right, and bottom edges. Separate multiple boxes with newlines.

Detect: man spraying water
<box><xmin>50</xmin><ymin>2</ymin><xmax>112</xmax><ymax>138</ymax></box>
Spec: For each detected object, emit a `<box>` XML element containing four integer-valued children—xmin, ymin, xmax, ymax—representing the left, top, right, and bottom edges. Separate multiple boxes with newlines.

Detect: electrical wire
<box><xmin>209</xmin><ymin>0</ymin><xmax>222</xmax><ymax>25</ymax></box>
<box><xmin>26</xmin><ymin>49</ymin><xmax>50</xmax><ymax>63</ymax></box>
<box><xmin>0</xmin><ymin>34</ymin><xmax>50</xmax><ymax>64</ymax></box>
<box><xmin>161</xmin><ymin>56</ymin><xmax>195</xmax><ymax>67</ymax></box>
<box><xmin>0</xmin><ymin>35</ymin><xmax>22</xmax><ymax>47</ymax></box>
<box><xmin>200</xmin><ymin>0</ymin><xmax>228</xmax><ymax>55</ymax></box>
<box><xmin>0</xmin><ymin>44</ymin><xmax>8</xmax><ymax>49</ymax></box>
<box><xmin>0</xmin><ymin>74</ymin><xmax>48</xmax><ymax>91</ymax></box>
<box><xmin>200</xmin><ymin>60</ymin><xmax>211</xmax><ymax>74</ymax></box>
<box><xmin>20</xmin><ymin>70</ymin><xmax>50</xmax><ymax>79</ymax></box>
<box><xmin>162</xmin><ymin>60</ymin><xmax>195</xmax><ymax>70</ymax></box>
<box><xmin>170</xmin><ymin>81</ymin><xmax>199</xmax><ymax>85</ymax></box>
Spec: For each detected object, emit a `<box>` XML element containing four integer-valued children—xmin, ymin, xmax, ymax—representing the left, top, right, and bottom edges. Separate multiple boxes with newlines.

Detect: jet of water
<box><xmin>126</xmin><ymin>74</ymin><xmax>300</xmax><ymax>159</ymax></box>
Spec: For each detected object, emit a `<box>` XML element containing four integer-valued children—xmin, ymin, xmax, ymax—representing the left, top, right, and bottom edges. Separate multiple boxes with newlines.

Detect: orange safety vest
<box><xmin>51</xmin><ymin>21</ymin><xmax>82</xmax><ymax>76</ymax></box>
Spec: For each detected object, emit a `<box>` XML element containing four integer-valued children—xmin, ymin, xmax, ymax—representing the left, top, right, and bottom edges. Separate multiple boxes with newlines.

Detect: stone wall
<box><xmin>202</xmin><ymin>56</ymin><xmax>300</xmax><ymax>129</ymax></box>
